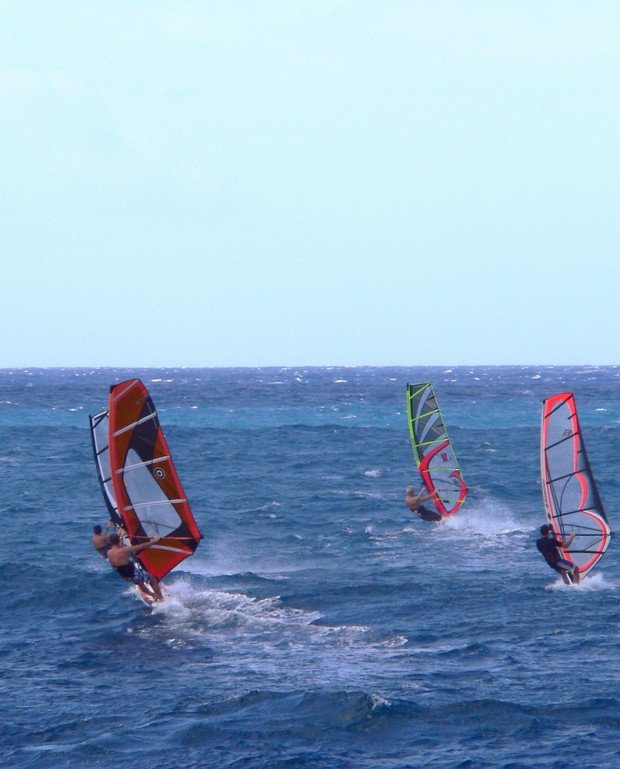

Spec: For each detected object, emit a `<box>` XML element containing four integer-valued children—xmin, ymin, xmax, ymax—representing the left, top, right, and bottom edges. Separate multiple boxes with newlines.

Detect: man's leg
<box><xmin>138</xmin><ymin>581</ymin><xmax>158</xmax><ymax>599</ymax></box>
<box><xmin>149</xmin><ymin>576</ymin><xmax>164</xmax><ymax>602</ymax></box>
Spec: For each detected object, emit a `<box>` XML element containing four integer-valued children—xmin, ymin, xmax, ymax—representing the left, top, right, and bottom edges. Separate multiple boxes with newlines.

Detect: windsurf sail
<box><xmin>541</xmin><ymin>392</ymin><xmax>611</xmax><ymax>577</ymax></box>
<box><xmin>89</xmin><ymin>379</ymin><xmax>202</xmax><ymax>581</ymax></box>
<box><xmin>89</xmin><ymin>410</ymin><xmax>124</xmax><ymax>528</ymax></box>
<box><xmin>406</xmin><ymin>383</ymin><xmax>467</xmax><ymax>517</ymax></box>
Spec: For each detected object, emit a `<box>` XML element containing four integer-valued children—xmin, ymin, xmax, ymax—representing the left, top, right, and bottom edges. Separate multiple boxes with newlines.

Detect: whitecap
<box><xmin>369</xmin><ymin>693</ymin><xmax>392</xmax><ymax>709</ymax></box>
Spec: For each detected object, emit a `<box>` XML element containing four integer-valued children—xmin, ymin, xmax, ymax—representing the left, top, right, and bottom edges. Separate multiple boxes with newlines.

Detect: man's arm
<box><xmin>121</xmin><ymin>536</ymin><xmax>162</xmax><ymax>555</ymax></box>
<box><xmin>558</xmin><ymin>532</ymin><xmax>576</xmax><ymax>549</ymax></box>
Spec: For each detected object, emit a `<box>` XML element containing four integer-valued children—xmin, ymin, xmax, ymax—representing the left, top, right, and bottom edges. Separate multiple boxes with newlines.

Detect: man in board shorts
<box><xmin>536</xmin><ymin>524</ymin><xmax>580</xmax><ymax>584</ymax></box>
<box><xmin>404</xmin><ymin>485</ymin><xmax>441</xmax><ymax>522</ymax></box>
<box><xmin>107</xmin><ymin>533</ymin><xmax>164</xmax><ymax>601</ymax></box>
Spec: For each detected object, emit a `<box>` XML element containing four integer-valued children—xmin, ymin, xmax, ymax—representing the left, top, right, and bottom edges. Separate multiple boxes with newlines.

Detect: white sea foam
<box><xmin>546</xmin><ymin>572</ymin><xmax>616</xmax><ymax>592</ymax></box>
<box><xmin>369</xmin><ymin>693</ymin><xmax>391</xmax><ymax>709</ymax></box>
<box><xmin>135</xmin><ymin>579</ymin><xmax>413</xmax><ymax>691</ymax></box>
<box><xmin>364</xmin><ymin>469</ymin><xmax>381</xmax><ymax>478</ymax></box>
<box><xmin>138</xmin><ymin>579</ymin><xmax>385</xmax><ymax>648</ymax></box>
<box><xmin>441</xmin><ymin>499</ymin><xmax>528</xmax><ymax>539</ymax></box>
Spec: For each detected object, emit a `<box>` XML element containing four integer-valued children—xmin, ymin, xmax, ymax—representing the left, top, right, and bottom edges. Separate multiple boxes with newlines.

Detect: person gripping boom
<box><xmin>536</xmin><ymin>524</ymin><xmax>580</xmax><ymax>585</ymax></box>
<box><xmin>107</xmin><ymin>532</ymin><xmax>164</xmax><ymax>601</ymax></box>
<box><xmin>404</xmin><ymin>485</ymin><xmax>441</xmax><ymax>522</ymax></box>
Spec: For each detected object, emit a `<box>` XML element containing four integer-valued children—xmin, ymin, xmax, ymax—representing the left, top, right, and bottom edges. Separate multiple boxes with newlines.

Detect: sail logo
<box><xmin>441</xmin><ymin>452</ymin><xmax>449</xmax><ymax>462</ymax></box>
<box><xmin>154</xmin><ymin>467</ymin><xmax>166</xmax><ymax>480</ymax></box>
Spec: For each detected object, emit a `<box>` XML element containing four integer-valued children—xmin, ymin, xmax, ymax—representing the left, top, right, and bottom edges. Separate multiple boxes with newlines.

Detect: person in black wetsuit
<box><xmin>92</xmin><ymin>521</ymin><xmax>114</xmax><ymax>558</ymax></box>
<box><xmin>404</xmin><ymin>485</ymin><xmax>441</xmax><ymax>522</ymax></box>
<box><xmin>536</xmin><ymin>524</ymin><xmax>580</xmax><ymax>585</ymax></box>
<box><xmin>107</xmin><ymin>532</ymin><xmax>164</xmax><ymax>601</ymax></box>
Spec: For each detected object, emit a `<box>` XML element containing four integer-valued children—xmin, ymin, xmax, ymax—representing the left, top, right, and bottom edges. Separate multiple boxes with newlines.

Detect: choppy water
<box><xmin>1</xmin><ymin>366</ymin><xmax>618</xmax><ymax>768</ymax></box>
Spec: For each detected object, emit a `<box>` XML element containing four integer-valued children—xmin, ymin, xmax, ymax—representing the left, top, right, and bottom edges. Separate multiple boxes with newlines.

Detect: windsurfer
<box><xmin>92</xmin><ymin>521</ymin><xmax>114</xmax><ymax>558</ymax></box>
<box><xmin>405</xmin><ymin>486</ymin><xmax>441</xmax><ymax>522</ymax></box>
<box><xmin>536</xmin><ymin>525</ymin><xmax>580</xmax><ymax>585</ymax></box>
<box><xmin>107</xmin><ymin>533</ymin><xmax>164</xmax><ymax>601</ymax></box>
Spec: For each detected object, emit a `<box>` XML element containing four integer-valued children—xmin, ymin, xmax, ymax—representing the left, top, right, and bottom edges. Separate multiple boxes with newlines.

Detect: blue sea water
<box><xmin>1</xmin><ymin>366</ymin><xmax>618</xmax><ymax>769</ymax></box>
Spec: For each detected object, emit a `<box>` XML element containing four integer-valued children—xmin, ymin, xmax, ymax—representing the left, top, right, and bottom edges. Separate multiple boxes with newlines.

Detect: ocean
<box><xmin>1</xmin><ymin>366</ymin><xmax>618</xmax><ymax>769</ymax></box>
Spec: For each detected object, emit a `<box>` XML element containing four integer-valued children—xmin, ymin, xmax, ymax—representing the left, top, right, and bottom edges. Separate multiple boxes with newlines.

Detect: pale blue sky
<box><xmin>2</xmin><ymin>1</ymin><xmax>618</xmax><ymax>366</ymax></box>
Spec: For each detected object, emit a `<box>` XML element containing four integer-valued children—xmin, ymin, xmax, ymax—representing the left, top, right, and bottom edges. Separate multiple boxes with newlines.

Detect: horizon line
<box><xmin>0</xmin><ymin>363</ymin><xmax>618</xmax><ymax>370</ymax></box>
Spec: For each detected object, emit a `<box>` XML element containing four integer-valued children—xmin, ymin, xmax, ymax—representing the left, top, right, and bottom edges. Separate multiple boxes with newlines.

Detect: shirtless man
<box><xmin>404</xmin><ymin>485</ymin><xmax>441</xmax><ymax>522</ymax></box>
<box><xmin>107</xmin><ymin>532</ymin><xmax>164</xmax><ymax>601</ymax></box>
<box><xmin>92</xmin><ymin>521</ymin><xmax>114</xmax><ymax>558</ymax></box>
<box><xmin>536</xmin><ymin>524</ymin><xmax>580</xmax><ymax>585</ymax></box>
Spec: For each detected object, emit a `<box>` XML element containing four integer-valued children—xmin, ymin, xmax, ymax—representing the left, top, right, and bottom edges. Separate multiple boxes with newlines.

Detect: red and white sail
<box><xmin>90</xmin><ymin>379</ymin><xmax>202</xmax><ymax>581</ymax></box>
<box><xmin>541</xmin><ymin>392</ymin><xmax>611</xmax><ymax>577</ymax></box>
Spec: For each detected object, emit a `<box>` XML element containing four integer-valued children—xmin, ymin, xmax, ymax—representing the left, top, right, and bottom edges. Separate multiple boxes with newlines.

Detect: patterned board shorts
<box><xmin>130</xmin><ymin>562</ymin><xmax>152</xmax><ymax>585</ymax></box>
<box><xmin>551</xmin><ymin>557</ymin><xmax>574</xmax><ymax>574</ymax></box>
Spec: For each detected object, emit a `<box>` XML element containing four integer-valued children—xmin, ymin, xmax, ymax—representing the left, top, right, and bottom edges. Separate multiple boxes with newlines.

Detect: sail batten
<box><xmin>120</xmin><ymin>455</ymin><xmax>172</xmax><ymax>473</ymax></box>
<box><xmin>540</xmin><ymin>392</ymin><xmax>611</xmax><ymax>577</ymax></box>
<box><xmin>112</xmin><ymin>411</ymin><xmax>158</xmax><ymax>437</ymax></box>
<box><xmin>406</xmin><ymin>383</ymin><xmax>467</xmax><ymax>518</ymax></box>
<box><xmin>125</xmin><ymin>499</ymin><xmax>187</xmax><ymax>509</ymax></box>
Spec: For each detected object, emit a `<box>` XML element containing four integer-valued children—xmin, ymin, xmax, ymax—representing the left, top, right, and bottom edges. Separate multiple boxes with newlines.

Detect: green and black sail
<box><xmin>406</xmin><ymin>382</ymin><xmax>467</xmax><ymax>518</ymax></box>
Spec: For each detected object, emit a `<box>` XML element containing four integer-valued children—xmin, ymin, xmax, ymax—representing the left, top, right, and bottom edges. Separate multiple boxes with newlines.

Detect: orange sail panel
<box><xmin>107</xmin><ymin>379</ymin><xmax>202</xmax><ymax>580</ymax></box>
<box><xmin>541</xmin><ymin>392</ymin><xmax>611</xmax><ymax>577</ymax></box>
